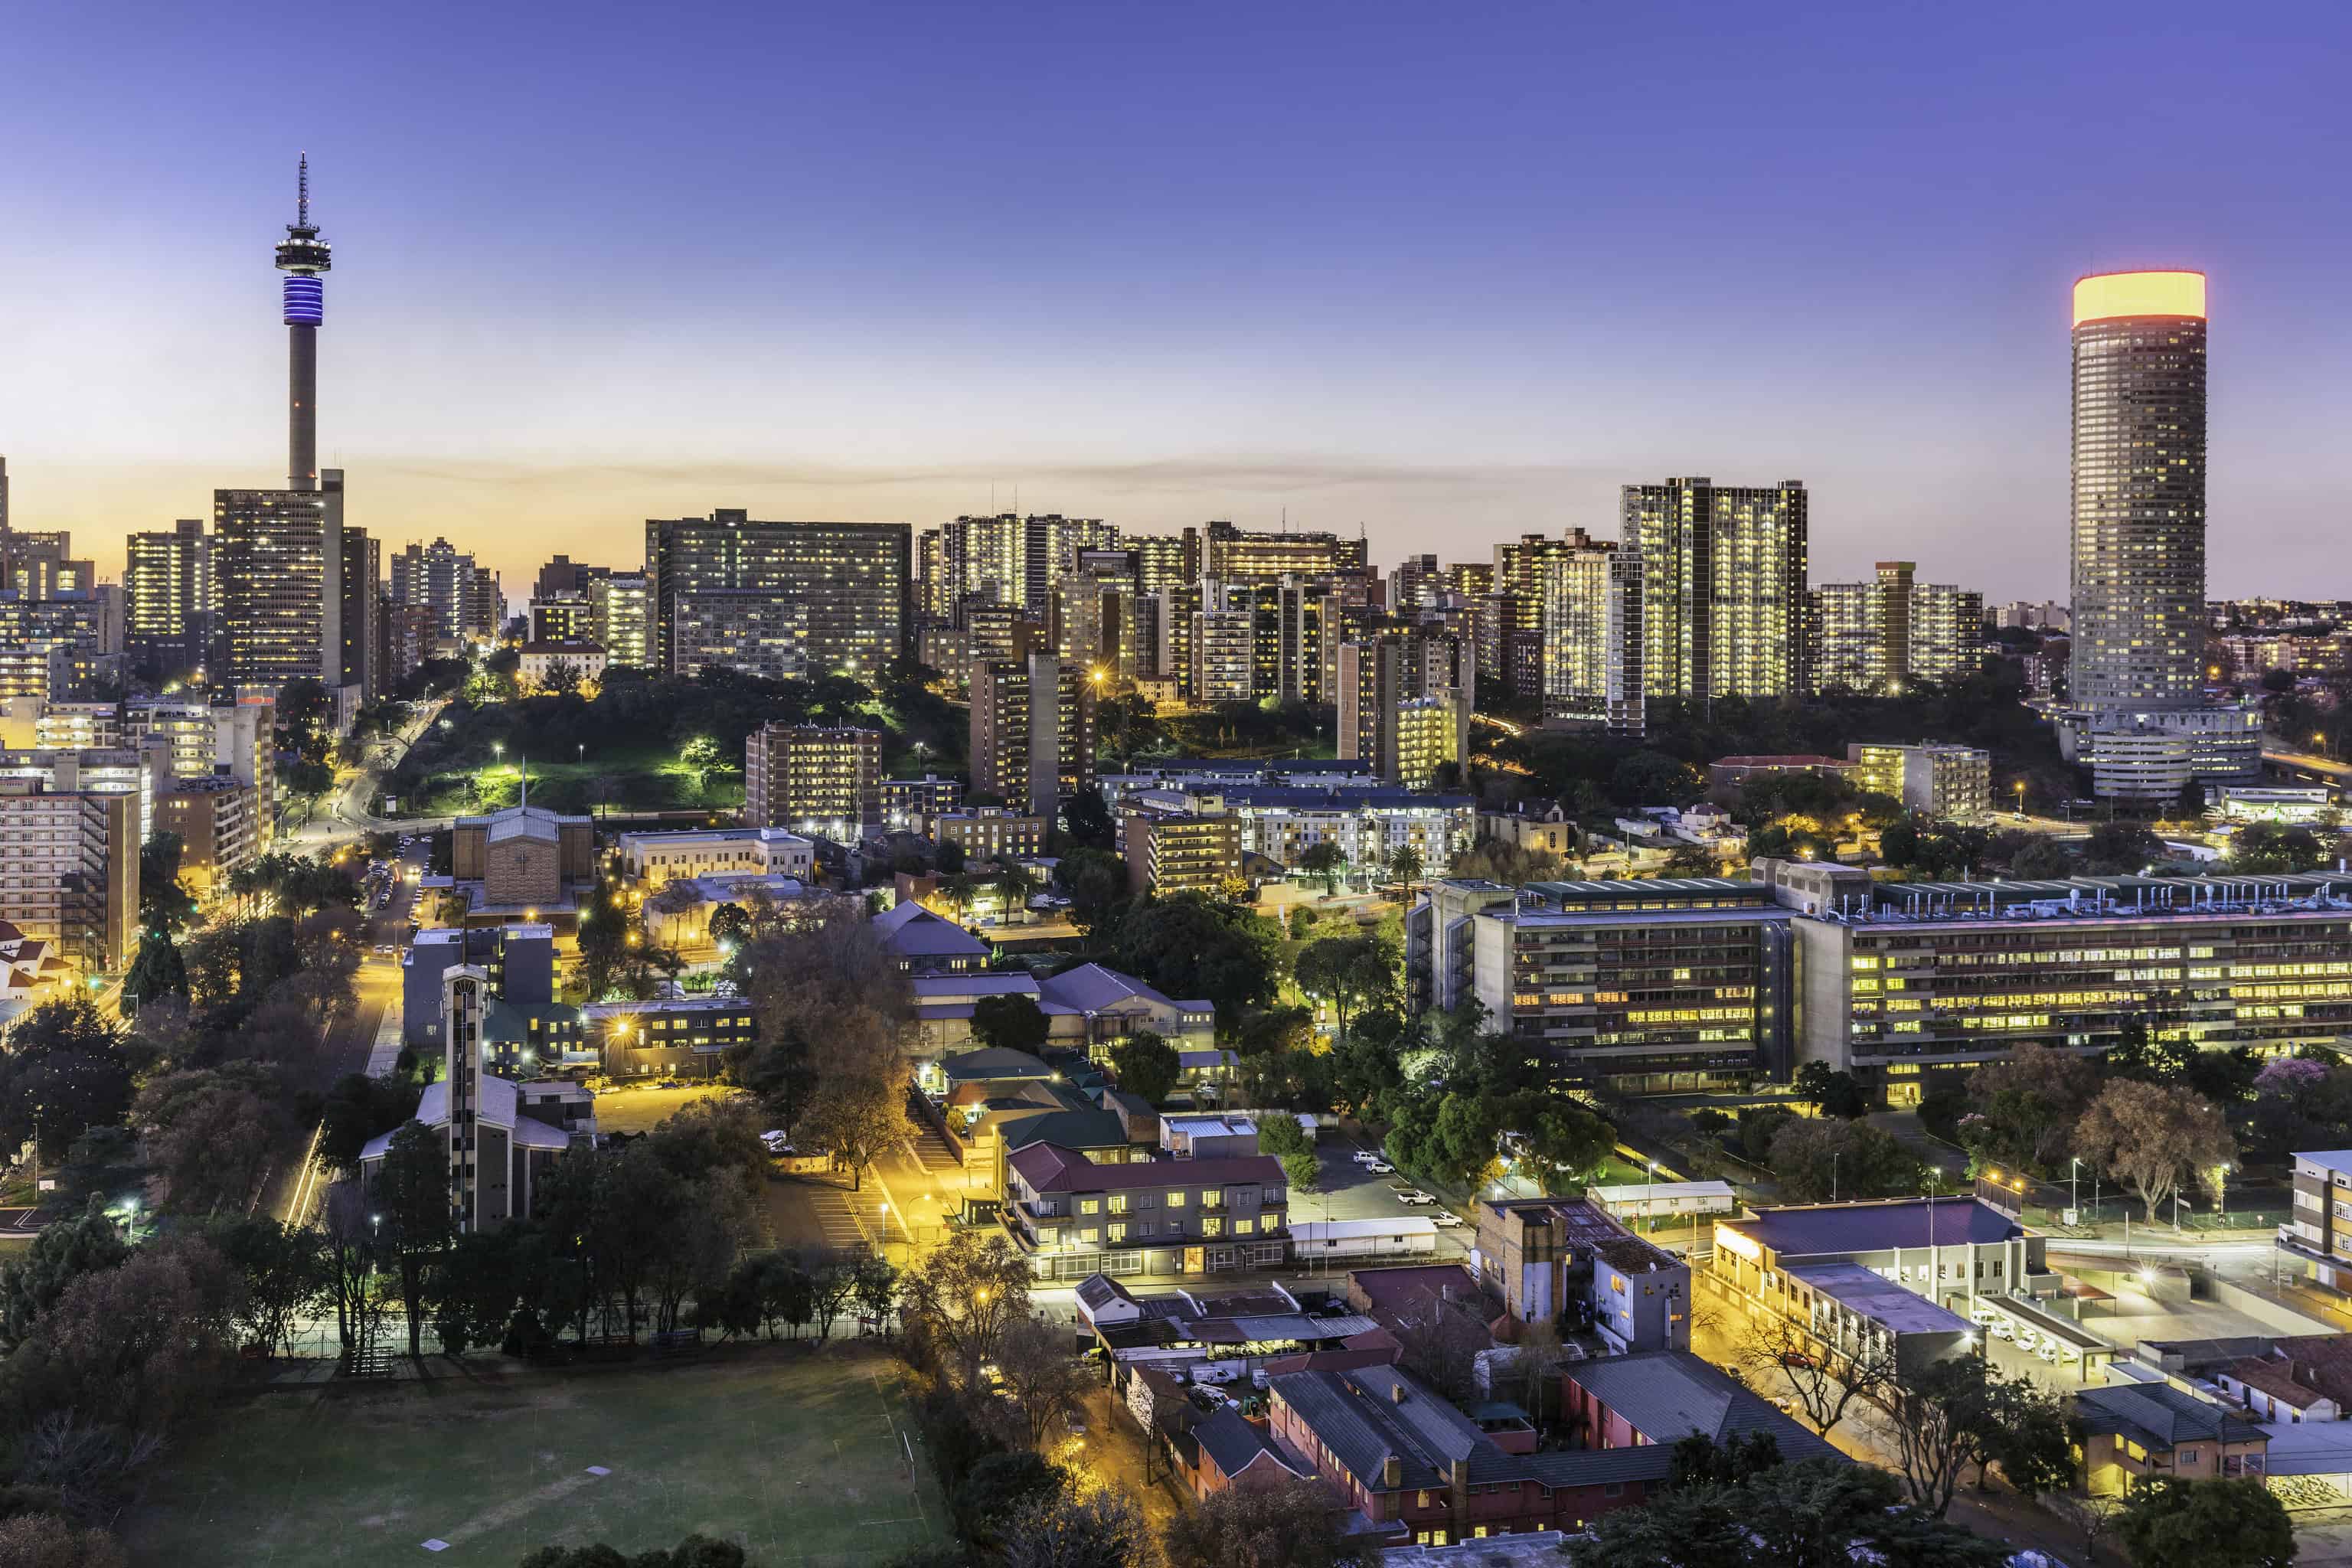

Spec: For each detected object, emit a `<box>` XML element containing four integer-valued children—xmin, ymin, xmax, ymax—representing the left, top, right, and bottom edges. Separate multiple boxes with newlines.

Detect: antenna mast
<box><xmin>298</xmin><ymin>152</ymin><xmax>310</xmax><ymax>227</ymax></box>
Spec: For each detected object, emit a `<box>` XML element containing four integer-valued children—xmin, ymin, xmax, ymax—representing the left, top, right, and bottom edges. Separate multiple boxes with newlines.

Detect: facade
<box><xmin>1125</xmin><ymin>785</ymin><xmax>1475</xmax><ymax>883</ymax></box>
<box><xmin>2278</xmin><ymin>1150</ymin><xmax>2352</xmax><ymax>1297</ymax></box>
<box><xmin>1189</xmin><ymin>519</ymin><xmax>1367</xmax><ymax>583</ymax></box>
<box><xmin>2074</xmin><ymin>1382</ymin><xmax>2269</xmax><ymax>1497</ymax></box>
<box><xmin>970</xmin><ymin>653</ymin><xmax>1095</xmax><ymax>818</ymax></box>
<box><xmin>2070</xmin><ymin>272</ymin><xmax>2207</xmax><ymax>714</ymax></box>
<box><xmin>882</xmin><ymin>773</ymin><xmax>962</xmax><ymax>830</ymax></box>
<box><xmin>1846</xmin><ymin>742</ymin><xmax>1991</xmax><ymax>820</ymax></box>
<box><xmin>1004</xmin><ymin>1142</ymin><xmax>1289</xmax><ymax>1278</ymax></box>
<box><xmin>1622</xmin><ymin>477</ymin><xmax>1809</xmax><ymax>703</ymax></box>
<box><xmin>1338</xmin><ymin>633</ymin><xmax>1470</xmax><ymax>789</ymax></box>
<box><xmin>0</xmin><ymin>784</ymin><xmax>139</xmax><ymax>969</ymax></box>
<box><xmin>1408</xmin><ymin>877</ymin><xmax>1795</xmax><ymax>1093</ymax></box>
<box><xmin>587</xmin><ymin>573</ymin><xmax>652</xmax><ymax>669</ymax></box>
<box><xmin>449</xmin><ymin>802</ymin><xmax>595</xmax><ymax>916</ymax></box>
<box><xmin>528</xmin><ymin>596</ymin><xmax>594</xmax><ymax>642</ymax></box>
<box><xmin>743</xmin><ymin>723</ymin><xmax>882</xmax><ymax>838</ymax></box>
<box><xmin>1780</xmin><ymin>867</ymin><xmax>2352</xmax><ymax>1104</ymax></box>
<box><xmin>645</xmin><ymin>511</ymin><xmax>910</xmax><ymax>681</ymax></box>
<box><xmin>1189</xmin><ymin>603</ymin><xmax>1256</xmax><ymax>703</ymax></box>
<box><xmin>401</xmin><ymin>923</ymin><xmax>557</xmax><ymax>1048</ymax></box>
<box><xmin>1811</xmin><ymin>561</ymin><xmax>1984</xmax><ymax>693</ymax></box>
<box><xmin>1561</xmin><ymin>1351</ymin><xmax>1842</xmax><ymax>1468</ymax></box>
<box><xmin>932</xmin><ymin>807</ymin><xmax>1044</xmax><ymax>863</ymax></box>
<box><xmin>873</xmin><ymin>898</ymin><xmax>991</xmax><ymax>973</ymax></box>
<box><xmin>1540</xmin><ymin>538</ymin><xmax>1644</xmax><ymax>733</ymax></box>
<box><xmin>213</xmin><ymin>487</ymin><xmax>338</xmax><ymax>695</ymax></box>
<box><xmin>155</xmin><ymin>776</ymin><xmax>259</xmax><ymax>894</ymax></box>
<box><xmin>616</xmin><ymin>825</ymin><xmax>815</xmax><ymax>887</ymax></box>
<box><xmin>123</xmin><ymin>518</ymin><xmax>217</xmax><ymax>682</ymax></box>
<box><xmin>517</xmin><ymin>639</ymin><xmax>606</xmax><ymax>693</ymax></box>
<box><xmin>1474</xmin><ymin>1197</ymin><xmax>1690</xmax><ymax>1352</ymax></box>
<box><xmin>1122</xmin><ymin>804</ymin><xmax>1243</xmax><ymax>896</ymax></box>
<box><xmin>583</xmin><ymin>996</ymin><xmax>760</xmax><ymax>1080</ymax></box>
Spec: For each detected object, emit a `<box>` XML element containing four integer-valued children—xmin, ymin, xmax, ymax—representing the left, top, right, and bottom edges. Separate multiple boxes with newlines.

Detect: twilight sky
<box><xmin>4</xmin><ymin>0</ymin><xmax>2350</xmax><ymax>605</ymax></box>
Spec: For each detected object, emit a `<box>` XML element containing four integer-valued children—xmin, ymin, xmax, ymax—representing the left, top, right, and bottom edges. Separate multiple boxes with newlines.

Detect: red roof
<box><xmin>1008</xmin><ymin>1142</ymin><xmax>1284</xmax><ymax>1194</ymax></box>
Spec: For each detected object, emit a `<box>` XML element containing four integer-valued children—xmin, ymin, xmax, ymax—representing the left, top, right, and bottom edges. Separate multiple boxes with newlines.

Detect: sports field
<box><xmin>125</xmin><ymin>1345</ymin><xmax>945</xmax><ymax>1566</ymax></box>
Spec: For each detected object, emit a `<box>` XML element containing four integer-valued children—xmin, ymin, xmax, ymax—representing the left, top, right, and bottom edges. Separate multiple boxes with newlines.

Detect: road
<box><xmin>2263</xmin><ymin>744</ymin><xmax>2352</xmax><ymax>784</ymax></box>
<box><xmin>270</xmin><ymin>835</ymin><xmax>428</xmax><ymax>1226</ymax></box>
<box><xmin>288</xmin><ymin>698</ymin><xmax>452</xmax><ymax>851</ymax></box>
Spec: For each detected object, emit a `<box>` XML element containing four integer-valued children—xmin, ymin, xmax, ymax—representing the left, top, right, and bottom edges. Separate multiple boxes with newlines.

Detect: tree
<box><xmin>993</xmin><ymin>1314</ymin><xmax>1091</xmax><ymax>1447</ymax></box>
<box><xmin>2080</xmin><ymin>818</ymin><xmax>2162</xmax><ymax>876</ymax></box>
<box><xmin>707</xmin><ymin>902</ymin><xmax>752</xmax><ymax>949</ymax></box>
<box><xmin>1109</xmin><ymin>1029</ymin><xmax>1181</xmax><ymax>1106</ymax></box>
<box><xmin>996</xmin><ymin>1485</ymin><xmax>1156</xmax><ymax>1568</ymax></box>
<box><xmin>318</xmin><ymin>1070</ymin><xmax>425</xmax><ymax>1173</ymax></box>
<box><xmin>132</xmin><ymin>1067</ymin><xmax>287</xmax><ymax>1215</ymax></box>
<box><xmin>2114</xmin><ymin>1477</ymin><xmax>2295</xmax><ymax>1568</ymax></box>
<box><xmin>897</xmin><ymin>1230</ymin><xmax>1031</xmax><ymax>1382</ymax></box>
<box><xmin>957</xmin><ymin>1451</ymin><xmax>1070</xmax><ymax>1543</ymax></box>
<box><xmin>0</xmin><ymin>1197</ymin><xmax>129</xmax><ymax>1353</ymax></box>
<box><xmin>9</xmin><ymin>1236</ymin><xmax>243</xmax><ymax>1433</ymax></box>
<box><xmin>0</xmin><ymin>1001</ymin><xmax>133</xmax><ymax>1165</ymax></box>
<box><xmin>120</xmin><ymin>929</ymin><xmax>191</xmax><ymax>1011</ymax></box>
<box><xmin>1387</xmin><ymin>844</ymin><xmax>1424</xmax><ymax>897</ymax></box>
<box><xmin>1864</xmin><ymin>1355</ymin><xmax>2007</xmax><ymax>1518</ymax></box>
<box><xmin>1060</xmin><ymin>789</ymin><xmax>1114</xmax><ymax>851</ymax></box>
<box><xmin>1254</xmin><ymin>1112</ymin><xmax>1321</xmax><ymax>1193</ymax></box>
<box><xmin>1106</xmin><ymin>893</ymin><xmax>1282</xmax><ymax>1033</ymax></box>
<box><xmin>678</xmin><ymin>735</ymin><xmax>727</xmax><ymax>793</ymax></box>
<box><xmin>2103</xmin><ymin>1014</ymin><xmax>2194</xmax><ymax>1082</ymax></box>
<box><xmin>1162</xmin><ymin>1476</ymin><xmax>1372</xmax><ymax>1568</ymax></box>
<box><xmin>1292</xmin><ymin>933</ymin><xmax>1397</xmax><ymax>1042</ymax></box>
<box><xmin>1298</xmin><ymin>840</ymin><xmax>1348</xmax><ymax>897</ymax></box>
<box><xmin>1560</xmin><ymin>1457</ymin><xmax>2004</xmax><ymax>1568</ymax></box>
<box><xmin>2073</xmin><ymin>1078</ymin><xmax>2236</xmax><ymax>1223</ymax></box>
<box><xmin>375</xmin><ymin>1121</ymin><xmax>456</xmax><ymax>1357</ymax></box>
<box><xmin>1791</xmin><ymin>1060</ymin><xmax>1869</xmax><ymax>1119</ymax></box>
<box><xmin>970</xmin><ymin>994</ymin><xmax>1052</xmax><ymax>1057</ymax></box>
<box><xmin>1766</xmin><ymin>1117</ymin><xmax>1920</xmax><ymax>1203</ymax></box>
<box><xmin>519</xmin><ymin>1537</ymin><xmax>750</xmax><ymax>1568</ymax></box>
<box><xmin>799</xmin><ymin>1059</ymin><xmax>910</xmax><ymax>1191</ymax></box>
<box><xmin>1493</xmin><ymin>1091</ymin><xmax>1614</xmax><ymax>1191</ymax></box>
<box><xmin>138</xmin><ymin>832</ymin><xmax>198</xmax><ymax>934</ymax></box>
<box><xmin>1733</xmin><ymin>1311</ymin><xmax>1897</xmax><ymax>1440</ymax></box>
<box><xmin>1959</xmin><ymin>1041</ymin><xmax>2099</xmax><ymax>1174</ymax></box>
<box><xmin>211</xmin><ymin>1216</ymin><xmax>330</xmax><ymax>1358</ymax></box>
<box><xmin>1977</xmin><ymin>1372</ymin><xmax>2075</xmax><ymax>1498</ymax></box>
<box><xmin>1055</xmin><ymin>848</ymin><xmax>1128</xmax><ymax>935</ymax></box>
<box><xmin>1611</xmin><ymin>750</ymin><xmax>1700</xmax><ymax>807</ymax></box>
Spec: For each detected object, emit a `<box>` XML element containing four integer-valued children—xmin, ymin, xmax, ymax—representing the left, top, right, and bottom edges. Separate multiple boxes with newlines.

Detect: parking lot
<box><xmin>1298</xmin><ymin>1125</ymin><xmax>1473</xmax><ymax>1256</ymax></box>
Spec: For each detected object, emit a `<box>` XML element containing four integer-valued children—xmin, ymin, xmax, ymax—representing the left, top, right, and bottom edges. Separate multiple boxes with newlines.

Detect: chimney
<box><xmin>1382</xmin><ymin>1454</ymin><xmax>1403</xmax><ymax>1488</ymax></box>
<box><xmin>1392</xmin><ymin>1381</ymin><xmax>1409</xmax><ymax>1404</ymax></box>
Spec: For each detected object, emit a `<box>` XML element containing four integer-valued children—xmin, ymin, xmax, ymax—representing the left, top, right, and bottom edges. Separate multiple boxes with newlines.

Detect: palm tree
<box><xmin>1388</xmin><ymin>844</ymin><xmax>1425</xmax><ymax>903</ymax></box>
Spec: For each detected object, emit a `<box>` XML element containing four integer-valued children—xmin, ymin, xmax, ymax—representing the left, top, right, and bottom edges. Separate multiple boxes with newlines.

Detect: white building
<box><xmin>616</xmin><ymin>825</ymin><xmax>815</xmax><ymax>887</ymax></box>
<box><xmin>1113</xmin><ymin>784</ymin><xmax>1475</xmax><ymax>882</ymax></box>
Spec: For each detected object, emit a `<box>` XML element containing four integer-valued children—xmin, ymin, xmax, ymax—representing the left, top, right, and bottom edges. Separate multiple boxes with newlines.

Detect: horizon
<box><xmin>7</xmin><ymin>1</ymin><xmax>2351</xmax><ymax>603</ymax></box>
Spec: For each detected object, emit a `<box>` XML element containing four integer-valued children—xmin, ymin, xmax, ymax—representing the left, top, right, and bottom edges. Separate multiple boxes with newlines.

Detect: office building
<box><xmin>970</xmin><ymin>653</ymin><xmax>1094</xmax><ymax>818</ymax></box>
<box><xmin>1540</xmin><ymin>536</ymin><xmax>1645</xmax><ymax>733</ymax></box>
<box><xmin>124</xmin><ymin>519</ymin><xmax>217</xmax><ymax>683</ymax></box>
<box><xmin>742</xmin><ymin>723</ymin><xmax>883</xmax><ymax>838</ymax></box>
<box><xmin>645</xmin><ymin>511</ymin><xmax>909</xmax><ymax>680</ymax></box>
<box><xmin>932</xmin><ymin>806</ymin><xmax>1045</xmax><ymax>863</ymax></box>
<box><xmin>1122</xmin><ymin>804</ymin><xmax>1243</xmax><ymax>896</ymax></box>
<box><xmin>586</xmin><ymin>573</ymin><xmax>651</xmax><ymax>670</ymax></box>
<box><xmin>0</xmin><ymin>782</ymin><xmax>140</xmax><ymax>969</ymax></box>
<box><xmin>402</xmin><ymin>923</ymin><xmax>556</xmax><ymax>1049</ymax></box>
<box><xmin>616</xmin><ymin>825</ymin><xmax>815</xmax><ymax>887</ymax></box>
<box><xmin>1406</xmin><ymin>877</ymin><xmax>1795</xmax><ymax>1091</ymax></box>
<box><xmin>1846</xmin><ymin>742</ymin><xmax>1991</xmax><ymax>820</ymax></box>
<box><xmin>1811</xmin><ymin>561</ymin><xmax>1984</xmax><ymax>694</ymax></box>
<box><xmin>1621</xmin><ymin>477</ymin><xmax>1809</xmax><ymax>703</ymax></box>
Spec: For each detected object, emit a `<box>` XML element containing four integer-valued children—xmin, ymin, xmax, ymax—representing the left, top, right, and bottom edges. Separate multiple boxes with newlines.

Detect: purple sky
<box><xmin>3</xmin><ymin>0</ymin><xmax>2349</xmax><ymax>603</ymax></box>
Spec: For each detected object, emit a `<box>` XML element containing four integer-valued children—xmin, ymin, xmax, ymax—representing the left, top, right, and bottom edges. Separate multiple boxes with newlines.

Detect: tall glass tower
<box><xmin>274</xmin><ymin>155</ymin><xmax>332</xmax><ymax>492</ymax></box>
<box><xmin>2069</xmin><ymin>271</ymin><xmax>2206</xmax><ymax>712</ymax></box>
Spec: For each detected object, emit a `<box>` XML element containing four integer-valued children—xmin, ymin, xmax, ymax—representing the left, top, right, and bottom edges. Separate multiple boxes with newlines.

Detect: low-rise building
<box><xmin>1123</xmin><ymin>802</ymin><xmax>1243</xmax><ymax>895</ymax></box>
<box><xmin>911</xmin><ymin>962</ymin><xmax>1217</xmax><ymax>1063</ymax></box>
<box><xmin>583</xmin><ymin>995</ymin><xmax>759</xmax><ymax>1080</ymax></box>
<box><xmin>873</xmin><ymin>898</ymin><xmax>990</xmax><ymax>973</ymax></box>
<box><xmin>616</xmin><ymin>825</ymin><xmax>815</xmax><ymax>887</ymax></box>
<box><xmin>2279</xmin><ymin>1148</ymin><xmax>2352</xmax><ymax>1297</ymax></box>
<box><xmin>2074</xmin><ymin>1381</ymin><xmax>2270</xmax><ymax>1496</ymax></box>
<box><xmin>1128</xmin><ymin>785</ymin><xmax>1476</xmax><ymax>884</ymax></box>
<box><xmin>641</xmin><ymin>872</ymin><xmax>810</xmax><ymax>948</ymax></box>
<box><xmin>883</xmin><ymin>773</ymin><xmax>962</xmax><ymax>831</ymax></box>
<box><xmin>402</xmin><ymin>924</ymin><xmax>556</xmax><ymax>1049</ymax></box>
<box><xmin>517</xmin><ymin>639</ymin><xmax>606</xmax><ymax>693</ymax></box>
<box><xmin>1560</xmin><ymin>1350</ymin><xmax>1843</xmax><ymax>1462</ymax></box>
<box><xmin>449</xmin><ymin>800</ymin><xmax>597</xmax><ymax>923</ymax></box>
<box><xmin>1474</xmin><ymin>1196</ymin><xmax>1690</xmax><ymax>1353</ymax></box>
<box><xmin>1004</xmin><ymin>1142</ymin><xmax>1289</xmax><ymax>1279</ymax></box>
<box><xmin>1704</xmin><ymin>753</ymin><xmax>1853</xmax><ymax>805</ymax></box>
<box><xmin>932</xmin><ymin>806</ymin><xmax>1045</xmax><ymax>863</ymax></box>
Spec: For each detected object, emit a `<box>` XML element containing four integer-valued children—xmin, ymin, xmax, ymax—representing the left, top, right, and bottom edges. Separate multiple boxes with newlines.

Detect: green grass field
<box><xmin>125</xmin><ymin>1346</ymin><xmax>944</xmax><ymax>1567</ymax></box>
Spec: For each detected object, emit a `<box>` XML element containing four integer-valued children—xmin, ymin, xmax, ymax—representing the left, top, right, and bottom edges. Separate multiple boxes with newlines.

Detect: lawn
<box><xmin>384</xmin><ymin>750</ymin><xmax>743</xmax><ymax>818</ymax></box>
<box><xmin>124</xmin><ymin>1346</ymin><xmax>945</xmax><ymax>1567</ymax></box>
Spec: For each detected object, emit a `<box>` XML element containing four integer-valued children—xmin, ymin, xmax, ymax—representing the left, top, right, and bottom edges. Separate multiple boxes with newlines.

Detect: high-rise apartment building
<box><xmin>534</xmin><ymin>555</ymin><xmax>609</xmax><ymax>600</ymax></box>
<box><xmin>0</xmin><ymin>782</ymin><xmax>140</xmax><ymax>969</ymax></box>
<box><xmin>339</xmin><ymin>523</ymin><xmax>379</xmax><ymax>702</ymax></box>
<box><xmin>214</xmin><ymin>486</ymin><xmax>338</xmax><ymax>697</ymax></box>
<box><xmin>587</xmin><ymin>573</ymin><xmax>651</xmax><ymax>670</ymax></box>
<box><xmin>125</xmin><ymin>519</ymin><xmax>217</xmax><ymax>682</ymax></box>
<box><xmin>1621</xmin><ymin>478</ymin><xmax>1809</xmax><ymax>704</ymax></box>
<box><xmin>742</xmin><ymin>723</ymin><xmax>883</xmax><ymax>839</ymax></box>
<box><xmin>970</xmin><ymin>653</ymin><xmax>1096</xmax><ymax>818</ymax></box>
<box><xmin>1847</xmin><ymin>742</ymin><xmax>1991</xmax><ymax>820</ymax></box>
<box><xmin>1540</xmin><ymin>538</ymin><xmax>1645</xmax><ymax>734</ymax></box>
<box><xmin>390</xmin><ymin>537</ymin><xmax>497</xmax><ymax>648</ymax></box>
<box><xmin>1024</xmin><ymin>514</ymin><xmax>1118</xmax><ymax>612</ymax></box>
<box><xmin>2070</xmin><ymin>271</ymin><xmax>2206</xmax><ymax>713</ymax></box>
<box><xmin>1185</xmin><ymin>519</ymin><xmax>1367</xmax><ymax>583</ymax></box>
<box><xmin>2</xmin><ymin>532</ymin><xmax>98</xmax><ymax>602</ymax></box>
<box><xmin>1189</xmin><ymin>598</ymin><xmax>1256</xmax><ymax>704</ymax></box>
<box><xmin>644</xmin><ymin>511</ymin><xmax>909</xmax><ymax>681</ymax></box>
<box><xmin>1811</xmin><ymin>561</ymin><xmax>1984</xmax><ymax>694</ymax></box>
<box><xmin>1338</xmin><ymin>632</ymin><xmax>1470</xmax><ymax>789</ymax></box>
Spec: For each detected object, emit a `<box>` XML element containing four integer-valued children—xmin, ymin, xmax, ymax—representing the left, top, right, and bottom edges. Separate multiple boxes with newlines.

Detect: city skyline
<box><xmin>6</xmin><ymin>3</ymin><xmax>2352</xmax><ymax>602</ymax></box>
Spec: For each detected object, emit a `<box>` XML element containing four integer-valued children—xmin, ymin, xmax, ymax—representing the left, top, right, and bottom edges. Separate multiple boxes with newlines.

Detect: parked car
<box><xmin>1399</xmin><ymin>1190</ymin><xmax>1439</xmax><ymax>1206</ymax></box>
<box><xmin>1350</xmin><ymin>1149</ymin><xmax>1378</xmax><ymax>1165</ymax></box>
<box><xmin>1430</xmin><ymin>1210</ymin><xmax>1464</xmax><ymax>1228</ymax></box>
<box><xmin>1777</xmin><ymin>1350</ymin><xmax>1816</xmax><ymax>1369</ymax></box>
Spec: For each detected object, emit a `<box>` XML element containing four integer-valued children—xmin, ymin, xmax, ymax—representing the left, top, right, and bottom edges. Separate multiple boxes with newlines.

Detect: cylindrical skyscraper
<box><xmin>274</xmin><ymin>155</ymin><xmax>332</xmax><ymax>492</ymax></box>
<box><xmin>2069</xmin><ymin>270</ymin><xmax>2207</xmax><ymax>712</ymax></box>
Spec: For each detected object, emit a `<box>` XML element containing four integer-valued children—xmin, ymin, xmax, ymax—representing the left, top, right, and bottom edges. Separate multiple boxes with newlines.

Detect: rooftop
<box><xmin>1563</xmin><ymin>1351</ymin><xmax>1844</xmax><ymax>1462</ymax></box>
<box><xmin>1785</xmin><ymin>1263</ymin><xmax>1974</xmax><ymax>1337</ymax></box>
<box><xmin>2075</xmin><ymin>1381</ymin><xmax>2267</xmax><ymax>1449</ymax></box>
<box><xmin>1007</xmin><ymin>1142</ymin><xmax>1283</xmax><ymax>1195</ymax></box>
<box><xmin>1723</xmin><ymin>1197</ymin><xmax>2020</xmax><ymax>1259</ymax></box>
<box><xmin>873</xmin><ymin>899</ymin><xmax>991</xmax><ymax>959</ymax></box>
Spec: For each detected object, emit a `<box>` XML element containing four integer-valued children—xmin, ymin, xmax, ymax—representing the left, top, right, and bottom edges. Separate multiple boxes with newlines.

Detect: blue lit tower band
<box><xmin>274</xmin><ymin>154</ymin><xmax>332</xmax><ymax>492</ymax></box>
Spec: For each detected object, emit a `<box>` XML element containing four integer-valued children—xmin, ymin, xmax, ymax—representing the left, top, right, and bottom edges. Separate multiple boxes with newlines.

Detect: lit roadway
<box><xmin>286</xmin><ymin>697</ymin><xmax>452</xmax><ymax>851</ymax></box>
<box><xmin>2262</xmin><ymin>744</ymin><xmax>2352</xmax><ymax>784</ymax></box>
